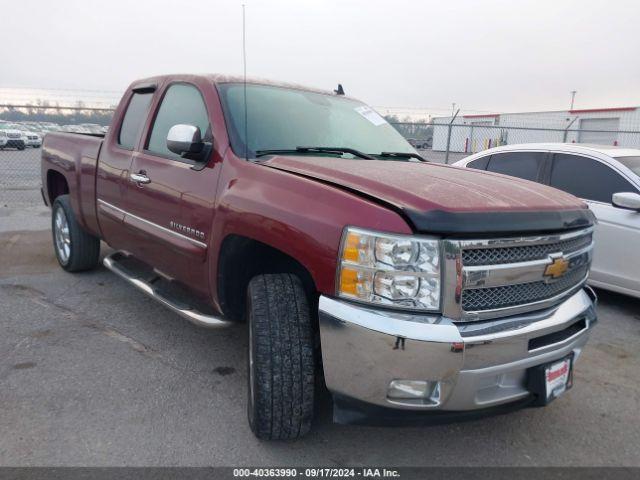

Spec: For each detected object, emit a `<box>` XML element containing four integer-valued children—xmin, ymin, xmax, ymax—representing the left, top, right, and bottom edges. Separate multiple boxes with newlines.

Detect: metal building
<box><xmin>432</xmin><ymin>106</ymin><xmax>640</xmax><ymax>153</ymax></box>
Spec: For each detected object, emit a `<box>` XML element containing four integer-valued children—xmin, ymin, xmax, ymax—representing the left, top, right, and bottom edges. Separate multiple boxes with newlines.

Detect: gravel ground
<box><xmin>0</xmin><ymin>212</ymin><xmax>639</xmax><ymax>467</ymax></box>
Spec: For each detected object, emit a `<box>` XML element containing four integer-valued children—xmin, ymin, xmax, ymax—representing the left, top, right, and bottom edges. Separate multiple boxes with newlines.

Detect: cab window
<box><xmin>118</xmin><ymin>92</ymin><xmax>153</xmax><ymax>150</ymax></box>
<box><xmin>146</xmin><ymin>84</ymin><xmax>210</xmax><ymax>160</ymax></box>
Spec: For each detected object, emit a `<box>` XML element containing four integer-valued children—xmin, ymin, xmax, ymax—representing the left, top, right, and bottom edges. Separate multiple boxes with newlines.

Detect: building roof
<box><xmin>438</xmin><ymin>106</ymin><xmax>638</xmax><ymax>121</ymax></box>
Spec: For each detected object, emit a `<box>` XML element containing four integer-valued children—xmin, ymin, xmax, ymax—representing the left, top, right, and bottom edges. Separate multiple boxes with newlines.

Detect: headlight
<box><xmin>337</xmin><ymin>227</ymin><xmax>441</xmax><ymax>311</ymax></box>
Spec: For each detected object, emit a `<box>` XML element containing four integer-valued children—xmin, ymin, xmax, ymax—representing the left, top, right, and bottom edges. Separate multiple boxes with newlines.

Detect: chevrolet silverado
<box><xmin>41</xmin><ymin>74</ymin><xmax>597</xmax><ymax>440</ymax></box>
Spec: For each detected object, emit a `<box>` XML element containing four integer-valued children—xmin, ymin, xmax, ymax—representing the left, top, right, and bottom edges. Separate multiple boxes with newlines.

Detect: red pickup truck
<box><xmin>41</xmin><ymin>74</ymin><xmax>597</xmax><ymax>440</ymax></box>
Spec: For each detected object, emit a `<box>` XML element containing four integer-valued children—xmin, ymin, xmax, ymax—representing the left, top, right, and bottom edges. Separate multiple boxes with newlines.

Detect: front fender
<box><xmin>208</xmin><ymin>156</ymin><xmax>412</xmax><ymax>309</ymax></box>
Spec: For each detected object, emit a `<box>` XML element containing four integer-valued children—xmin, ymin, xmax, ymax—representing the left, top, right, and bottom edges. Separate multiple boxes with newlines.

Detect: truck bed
<box><xmin>41</xmin><ymin>132</ymin><xmax>104</xmax><ymax>237</ymax></box>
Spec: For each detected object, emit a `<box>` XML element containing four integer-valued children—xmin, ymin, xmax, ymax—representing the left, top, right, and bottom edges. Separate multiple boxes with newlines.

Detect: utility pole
<box><xmin>445</xmin><ymin>109</ymin><xmax>460</xmax><ymax>165</ymax></box>
<box><xmin>570</xmin><ymin>91</ymin><xmax>577</xmax><ymax>110</ymax></box>
<box><xmin>451</xmin><ymin>102</ymin><xmax>456</xmax><ymax>116</ymax></box>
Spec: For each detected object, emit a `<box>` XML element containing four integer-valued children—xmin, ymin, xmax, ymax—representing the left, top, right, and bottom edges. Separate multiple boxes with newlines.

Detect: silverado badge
<box><xmin>544</xmin><ymin>256</ymin><xmax>570</xmax><ymax>279</ymax></box>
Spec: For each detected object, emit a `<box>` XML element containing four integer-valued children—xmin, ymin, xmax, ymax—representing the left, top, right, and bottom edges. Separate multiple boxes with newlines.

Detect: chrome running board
<box><xmin>103</xmin><ymin>251</ymin><xmax>233</xmax><ymax>328</ymax></box>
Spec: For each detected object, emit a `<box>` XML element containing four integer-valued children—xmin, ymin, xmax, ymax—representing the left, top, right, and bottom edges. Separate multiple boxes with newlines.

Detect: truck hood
<box><xmin>263</xmin><ymin>156</ymin><xmax>594</xmax><ymax>234</ymax></box>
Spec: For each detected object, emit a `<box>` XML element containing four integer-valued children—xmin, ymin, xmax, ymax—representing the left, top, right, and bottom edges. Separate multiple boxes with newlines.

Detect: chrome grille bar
<box><xmin>442</xmin><ymin>226</ymin><xmax>594</xmax><ymax>322</ymax></box>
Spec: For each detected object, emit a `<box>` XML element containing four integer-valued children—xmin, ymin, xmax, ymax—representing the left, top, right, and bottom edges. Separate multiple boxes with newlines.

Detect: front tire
<box><xmin>246</xmin><ymin>274</ymin><xmax>315</xmax><ymax>440</ymax></box>
<box><xmin>52</xmin><ymin>195</ymin><xmax>100</xmax><ymax>272</ymax></box>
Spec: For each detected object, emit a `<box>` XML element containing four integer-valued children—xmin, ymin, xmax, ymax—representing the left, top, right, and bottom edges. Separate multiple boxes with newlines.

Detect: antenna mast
<box><xmin>242</xmin><ymin>4</ymin><xmax>248</xmax><ymax>160</ymax></box>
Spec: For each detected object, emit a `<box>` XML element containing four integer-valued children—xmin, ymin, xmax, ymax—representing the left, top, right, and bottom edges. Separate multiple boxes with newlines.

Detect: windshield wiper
<box><xmin>377</xmin><ymin>151</ymin><xmax>427</xmax><ymax>162</ymax></box>
<box><xmin>255</xmin><ymin>146</ymin><xmax>375</xmax><ymax>160</ymax></box>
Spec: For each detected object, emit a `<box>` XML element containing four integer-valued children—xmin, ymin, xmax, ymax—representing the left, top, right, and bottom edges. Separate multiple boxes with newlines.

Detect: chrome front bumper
<box><xmin>319</xmin><ymin>289</ymin><xmax>596</xmax><ymax>413</ymax></box>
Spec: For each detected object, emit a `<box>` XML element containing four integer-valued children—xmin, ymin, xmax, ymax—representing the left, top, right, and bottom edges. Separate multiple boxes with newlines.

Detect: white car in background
<box><xmin>454</xmin><ymin>143</ymin><xmax>640</xmax><ymax>299</ymax></box>
<box><xmin>24</xmin><ymin>132</ymin><xmax>42</xmax><ymax>148</ymax></box>
<box><xmin>0</xmin><ymin>128</ymin><xmax>27</xmax><ymax>150</ymax></box>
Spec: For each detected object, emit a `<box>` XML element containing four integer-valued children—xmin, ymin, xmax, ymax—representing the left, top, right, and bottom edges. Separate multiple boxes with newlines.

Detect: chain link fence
<box><xmin>2</xmin><ymin>104</ymin><xmax>640</xmax><ymax>208</ymax></box>
<box><xmin>0</xmin><ymin>104</ymin><xmax>112</xmax><ymax>208</ymax></box>
<box><xmin>390</xmin><ymin>119</ymin><xmax>640</xmax><ymax>164</ymax></box>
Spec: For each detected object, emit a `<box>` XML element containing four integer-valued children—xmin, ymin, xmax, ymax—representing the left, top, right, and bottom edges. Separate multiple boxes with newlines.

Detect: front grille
<box><xmin>461</xmin><ymin>265</ymin><xmax>588</xmax><ymax>312</ymax></box>
<box><xmin>445</xmin><ymin>227</ymin><xmax>594</xmax><ymax>320</ymax></box>
<box><xmin>462</xmin><ymin>233</ymin><xmax>592</xmax><ymax>266</ymax></box>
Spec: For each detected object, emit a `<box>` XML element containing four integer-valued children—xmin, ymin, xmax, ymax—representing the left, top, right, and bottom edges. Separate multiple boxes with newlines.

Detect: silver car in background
<box><xmin>454</xmin><ymin>143</ymin><xmax>640</xmax><ymax>299</ymax></box>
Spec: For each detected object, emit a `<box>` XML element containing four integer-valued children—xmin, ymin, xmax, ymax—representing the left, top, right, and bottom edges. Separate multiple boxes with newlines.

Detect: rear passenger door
<box><xmin>548</xmin><ymin>153</ymin><xmax>640</xmax><ymax>294</ymax></box>
<box><xmin>96</xmin><ymin>87</ymin><xmax>155</xmax><ymax>250</ymax></box>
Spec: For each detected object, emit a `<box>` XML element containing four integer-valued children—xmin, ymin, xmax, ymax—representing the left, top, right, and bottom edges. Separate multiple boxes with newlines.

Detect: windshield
<box><xmin>615</xmin><ymin>156</ymin><xmax>640</xmax><ymax>177</ymax></box>
<box><xmin>217</xmin><ymin>83</ymin><xmax>416</xmax><ymax>159</ymax></box>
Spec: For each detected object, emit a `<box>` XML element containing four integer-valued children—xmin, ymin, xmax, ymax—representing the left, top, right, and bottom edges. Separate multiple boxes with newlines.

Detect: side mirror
<box><xmin>612</xmin><ymin>192</ymin><xmax>640</xmax><ymax>211</ymax></box>
<box><xmin>167</xmin><ymin>124</ymin><xmax>204</xmax><ymax>156</ymax></box>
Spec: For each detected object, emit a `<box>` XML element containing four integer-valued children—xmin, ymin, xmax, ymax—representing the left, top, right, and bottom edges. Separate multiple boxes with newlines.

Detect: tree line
<box><xmin>0</xmin><ymin>100</ymin><xmax>114</xmax><ymax>126</ymax></box>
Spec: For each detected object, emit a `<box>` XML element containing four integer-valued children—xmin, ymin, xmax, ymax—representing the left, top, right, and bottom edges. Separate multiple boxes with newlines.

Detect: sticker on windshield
<box><xmin>354</xmin><ymin>106</ymin><xmax>387</xmax><ymax>126</ymax></box>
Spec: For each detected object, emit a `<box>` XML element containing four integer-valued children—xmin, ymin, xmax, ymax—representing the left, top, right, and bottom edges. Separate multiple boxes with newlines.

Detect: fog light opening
<box><xmin>387</xmin><ymin>380</ymin><xmax>441</xmax><ymax>405</ymax></box>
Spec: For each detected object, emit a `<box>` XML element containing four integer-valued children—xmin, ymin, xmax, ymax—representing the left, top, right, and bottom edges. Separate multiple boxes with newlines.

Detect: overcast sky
<box><xmin>1</xmin><ymin>0</ymin><xmax>639</xmax><ymax>115</ymax></box>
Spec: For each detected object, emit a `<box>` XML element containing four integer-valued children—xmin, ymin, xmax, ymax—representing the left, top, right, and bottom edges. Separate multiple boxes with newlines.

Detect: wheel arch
<box><xmin>217</xmin><ymin>233</ymin><xmax>318</xmax><ymax>321</ymax></box>
<box><xmin>46</xmin><ymin>169</ymin><xmax>70</xmax><ymax>206</ymax></box>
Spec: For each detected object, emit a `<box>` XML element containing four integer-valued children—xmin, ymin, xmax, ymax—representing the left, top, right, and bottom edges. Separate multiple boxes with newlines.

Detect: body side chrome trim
<box><xmin>97</xmin><ymin>199</ymin><xmax>207</xmax><ymax>249</ymax></box>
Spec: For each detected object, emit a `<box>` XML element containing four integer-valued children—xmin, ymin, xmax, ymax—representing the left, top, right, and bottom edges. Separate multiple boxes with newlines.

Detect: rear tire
<box><xmin>52</xmin><ymin>194</ymin><xmax>100</xmax><ymax>272</ymax></box>
<box><xmin>246</xmin><ymin>273</ymin><xmax>315</xmax><ymax>440</ymax></box>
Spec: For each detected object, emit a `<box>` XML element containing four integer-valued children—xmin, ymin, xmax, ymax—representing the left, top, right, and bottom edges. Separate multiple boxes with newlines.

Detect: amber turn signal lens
<box><xmin>342</xmin><ymin>231</ymin><xmax>361</xmax><ymax>263</ymax></box>
<box><xmin>339</xmin><ymin>267</ymin><xmax>359</xmax><ymax>295</ymax></box>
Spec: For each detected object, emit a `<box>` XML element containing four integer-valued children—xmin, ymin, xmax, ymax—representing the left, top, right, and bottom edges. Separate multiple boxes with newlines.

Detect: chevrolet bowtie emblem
<box><xmin>544</xmin><ymin>257</ymin><xmax>569</xmax><ymax>279</ymax></box>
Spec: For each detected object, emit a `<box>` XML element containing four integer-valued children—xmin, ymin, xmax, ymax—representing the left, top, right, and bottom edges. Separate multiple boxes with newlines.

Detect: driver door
<box><xmin>124</xmin><ymin>81</ymin><xmax>219</xmax><ymax>298</ymax></box>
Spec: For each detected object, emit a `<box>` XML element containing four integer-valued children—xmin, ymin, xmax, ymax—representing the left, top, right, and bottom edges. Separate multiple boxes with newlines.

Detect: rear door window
<box><xmin>549</xmin><ymin>153</ymin><xmax>637</xmax><ymax>203</ymax></box>
<box><xmin>118</xmin><ymin>92</ymin><xmax>153</xmax><ymax>149</ymax></box>
<box><xmin>485</xmin><ymin>152</ymin><xmax>545</xmax><ymax>182</ymax></box>
<box><xmin>146</xmin><ymin>84</ymin><xmax>210</xmax><ymax>160</ymax></box>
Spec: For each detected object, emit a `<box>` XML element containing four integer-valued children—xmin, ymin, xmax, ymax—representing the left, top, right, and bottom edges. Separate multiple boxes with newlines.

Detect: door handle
<box><xmin>130</xmin><ymin>172</ymin><xmax>151</xmax><ymax>185</ymax></box>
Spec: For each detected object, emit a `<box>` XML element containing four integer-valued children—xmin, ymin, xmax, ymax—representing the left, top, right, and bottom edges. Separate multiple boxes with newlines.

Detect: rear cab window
<box><xmin>118</xmin><ymin>92</ymin><xmax>154</xmax><ymax>149</ymax></box>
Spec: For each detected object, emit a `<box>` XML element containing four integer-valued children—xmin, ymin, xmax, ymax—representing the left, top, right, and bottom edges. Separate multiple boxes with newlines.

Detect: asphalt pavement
<box><xmin>0</xmin><ymin>212</ymin><xmax>639</xmax><ymax>467</ymax></box>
